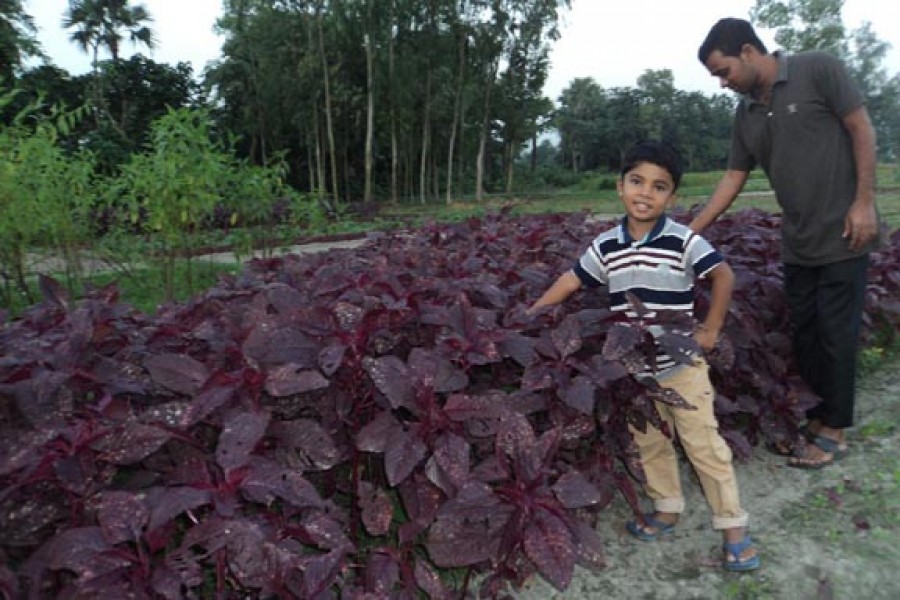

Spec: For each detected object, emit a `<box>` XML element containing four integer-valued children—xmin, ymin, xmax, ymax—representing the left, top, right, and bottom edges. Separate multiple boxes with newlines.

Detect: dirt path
<box><xmin>22</xmin><ymin>238</ymin><xmax>369</xmax><ymax>276</ymax></box>
<box><xmin>513</xmin><ymin>362</ymin><xmax>900</xmax><ymax>599</ymax></box>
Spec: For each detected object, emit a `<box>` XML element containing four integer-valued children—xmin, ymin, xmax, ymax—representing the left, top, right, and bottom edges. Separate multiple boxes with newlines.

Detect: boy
<box><xmin>529</xmin><ymin>140</ymin><xmax>759</xmax><ymax>571</ymax></box>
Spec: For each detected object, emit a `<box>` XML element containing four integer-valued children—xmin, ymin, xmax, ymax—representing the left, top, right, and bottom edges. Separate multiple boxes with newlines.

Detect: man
<box><xmin>691</xmin><ymin>18</ymin><xmax>881</xmax><ymax>469</ymax></box>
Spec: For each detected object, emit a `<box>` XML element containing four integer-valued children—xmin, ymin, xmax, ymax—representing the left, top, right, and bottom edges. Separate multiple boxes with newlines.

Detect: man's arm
<box><xmin>842</xmin><ymin>105</ymin><xmax>879</xmax><ymax>251</ymax></box>
<box><xmin>688</xmin><ymin>169</ymin><xmax>749</xmax><ymax>233</ymax></box>
<box><xmin>694</xmin><ymin>262</ymin><xmax>734</xmax><ymax>351</ymax></box>
<box><xmin>528</xmin><ymin>270</ymin><xmax>582</xmax><ymax>313</ymax></box>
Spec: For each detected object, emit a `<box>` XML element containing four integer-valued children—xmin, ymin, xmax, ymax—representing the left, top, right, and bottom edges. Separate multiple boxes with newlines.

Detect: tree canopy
<box><xmin>2</xmin><ymin>0</ymin><xmax>898</xmax><ymax>201</ymax></box>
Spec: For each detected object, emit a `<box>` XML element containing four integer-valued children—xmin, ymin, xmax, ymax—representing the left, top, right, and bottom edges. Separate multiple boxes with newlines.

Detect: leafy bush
<box><xmin>1</xmin><ymin>210</ymin><xmax>898</xmax><ymax>598</ymax></box>
<box><xmin>0</xmin><ymin>100</ymin><xmax>96</xmax><ymax>306</ymax></box>
<box><xmin>566</xmin><ymin>171</ymin><xmax>614</xmax><ymax>193</ymax></box>
<box><xmin>102</xmin><ymin>108</ymin><xmax>325</xmax><ymax>301</ymax></box>
<box><xmin>0</xmin><ymin>102</ymin><xmax>338</xmax><ymax>315</ymax></box>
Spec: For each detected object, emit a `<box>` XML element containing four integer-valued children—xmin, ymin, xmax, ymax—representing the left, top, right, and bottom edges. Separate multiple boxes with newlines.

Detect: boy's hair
<box><xmin>620</xmin><ymin>140</ymin><xmax>684</xmax><ymax>190</ymax></box>
<box><xmin>698</xmin><ymin>17</ymin><xmax>768</xmax><ymax>63</ymax></box>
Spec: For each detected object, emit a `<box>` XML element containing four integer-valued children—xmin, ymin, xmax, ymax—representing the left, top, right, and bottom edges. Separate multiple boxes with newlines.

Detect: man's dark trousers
<box><xmin>784</xmin><ymin>255</ymin><xmax>869</xmax><ymax>429</ymax></box>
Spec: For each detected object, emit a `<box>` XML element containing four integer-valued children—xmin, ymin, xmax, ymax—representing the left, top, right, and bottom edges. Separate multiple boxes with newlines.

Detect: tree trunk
<box><xmin>314</xmin><ymin>99</ymin><xmax>326</xmax><ymax>206</ymax></box>
<box><xmin>432</xmin><ymin>152</ymin><xmax>439</xmax><ymax>200</ymax></box>
<box><xmin>364</xmin><ymin>18</ymin><xmax>374</xmax><ymax>203</ymax></box>
<box><xmin>343</xmin><ymin>126</ymin><xmax>350</xmax><ymax>203</ymax></box>
<box><xmin>405</xmin><ymin>143</ymin><xmax>414</xmax><ymax>200</ymax></box>
<box><xmin>307</xmin><ymin>132</ymin><xmax>316</xmax><ymax>194</ymax></box>
<box><xmin>253</xmin><ymin>67</ymin><xmax>268</xmax><ymax>165</ymax></box>
<box><xmin>445</xmin><ymin>28</ymin><xmax>466</xmax><ymax>205</ymax></box>
<box><xmin>419</xmin><ymin>70</ymin><xmax>432</xmax><ymax>205</ymax></box>
<box><xmin>475</xmin><ymin>60</ymin><xmax>498</xmax><ymax>203</ymax></box>
<box><xmin>389</xmin><ymin>1</ymin><xmax>398</xmax><ymax>204</ymax></box>
<box><xmin>504</xmin><ymin>140</ymin><xmax>514</xmax><ymax>195</ymax></box>
<box><xmin>458</xmin><ymin>91</ymin><xmax>468</xmax><ymax>199</ymax></box>
<box><xmin>317</xmin><ymin>7</ymin><xmax>340</xmax><ymax>206</ymax></box>
<box><xmin>530</xmin><ymin>131</ymin><xmax>537</xmax><ymax>173</ymax></box>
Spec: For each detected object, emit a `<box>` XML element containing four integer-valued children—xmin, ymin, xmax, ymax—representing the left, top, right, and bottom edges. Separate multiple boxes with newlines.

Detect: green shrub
<box><xmin>0</xmin><ymin>97</ymin><xmax>96</xmax><ymax>307</ymax></box>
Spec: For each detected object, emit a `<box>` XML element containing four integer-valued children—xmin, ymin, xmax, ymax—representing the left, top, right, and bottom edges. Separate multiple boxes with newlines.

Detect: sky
<box><xmin>26</xmin><ymin>0</ymin><xmax>224</xmax><ymax>76</ymax></box>
<box><xmin>545</xmin><ymin>0</ymin><xmax>900</xmax><ymax>99</ymax></box>
<box><xmin>25</xmin><ymin>0</ymin><xmax>900</xmax><ymax>102</ymax></box>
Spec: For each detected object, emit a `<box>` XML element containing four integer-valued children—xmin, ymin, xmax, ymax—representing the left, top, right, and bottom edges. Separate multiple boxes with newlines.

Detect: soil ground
<box><xmin>513</xmin><ymin>361</ymin><xmax>900</xmax><ymax>600</ymax></box>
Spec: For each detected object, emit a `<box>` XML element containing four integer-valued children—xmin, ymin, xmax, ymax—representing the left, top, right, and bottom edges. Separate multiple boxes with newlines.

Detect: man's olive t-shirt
<box><xmin>728</xmin><ymin>51</ymin><xmax>875</xmax><ymax>266</ymax></box>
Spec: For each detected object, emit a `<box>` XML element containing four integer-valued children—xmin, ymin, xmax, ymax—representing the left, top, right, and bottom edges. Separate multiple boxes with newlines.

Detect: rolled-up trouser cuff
<box><xmin>653</xmin><ymin>497</ymin><xmax>685</xmax><ymax>514</ymax></box>
<box><xmin>712</xmin><ymin>511</ymin><xmax>749</xmax><ymax>530</ymax></box>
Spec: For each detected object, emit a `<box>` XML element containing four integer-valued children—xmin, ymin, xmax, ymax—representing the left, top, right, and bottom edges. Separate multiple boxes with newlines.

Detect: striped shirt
<box><xmin>573</xmin><ymin>215</ymin><xmax>724</xmax><ymax>376</ymax></box>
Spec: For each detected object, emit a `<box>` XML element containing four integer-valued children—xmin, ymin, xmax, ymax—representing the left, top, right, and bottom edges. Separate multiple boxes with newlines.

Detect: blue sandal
<box><xmin>626</xmin><ymin>512</ymin><xmax>676</xmax><ymax>541</ymax></box>
<box><xmin>723</xmin><ymin>535</ymin><xmax>760</xmax><ymax>572</ymax></box>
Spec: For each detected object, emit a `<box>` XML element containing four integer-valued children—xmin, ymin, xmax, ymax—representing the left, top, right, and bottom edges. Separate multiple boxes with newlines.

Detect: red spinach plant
<box><xmin>1</xmin><ymin>210</ymin><xmax>898</xmax><ymax>598</ymax></box>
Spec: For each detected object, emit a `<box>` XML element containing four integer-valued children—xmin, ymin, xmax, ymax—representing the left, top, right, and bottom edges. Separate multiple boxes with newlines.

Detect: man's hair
<box><xmin>620</xmin><ymin>140</ymin><xmax>684</xmax><ymax>190</ymax></box>
<box><xmin>698</xmin><ymin>17</ymin><xmax>768</xmax><ymax>63</ymax></box>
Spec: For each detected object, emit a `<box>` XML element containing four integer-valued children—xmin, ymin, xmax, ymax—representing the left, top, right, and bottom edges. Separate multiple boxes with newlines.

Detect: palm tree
<box><xmin>62</xmin><ymin>0</ymin><xmax>156</xmax><ymax>70</ymax></box>
<box><xmin>62</xmin><ymin>0</ymin><xmax>156</xmax><ymax>142</ymax></box>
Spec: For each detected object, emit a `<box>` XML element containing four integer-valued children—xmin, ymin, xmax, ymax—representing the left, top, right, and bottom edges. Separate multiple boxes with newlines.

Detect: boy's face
<box><xmin>617</xmin><ymin>161</ymin><xmax>677</xmax><ymax>225</ymax></box>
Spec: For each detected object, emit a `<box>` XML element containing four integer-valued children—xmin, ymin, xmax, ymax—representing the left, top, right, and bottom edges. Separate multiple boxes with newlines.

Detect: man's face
<box><xmin>704</xmin><ymin>48</ymin><xmax>757</xmax><ymax>94</ymax></box>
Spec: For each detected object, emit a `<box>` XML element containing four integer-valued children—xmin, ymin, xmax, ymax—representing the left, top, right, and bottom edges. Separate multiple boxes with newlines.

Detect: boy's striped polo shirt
<box><xmin>573</xmin><ymin>215</ymin><xmax>724</xmax><ymax>375</ymax></box>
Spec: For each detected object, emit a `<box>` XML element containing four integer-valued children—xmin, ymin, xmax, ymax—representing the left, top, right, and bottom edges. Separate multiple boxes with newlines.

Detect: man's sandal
<box><xmin>764</xmin><ymin>439</ymin><xmax>796</xmax><ymax>457</ymax></box>
<box><xmin>787</xmin><ymin>434</ymin><xmax>849</xmax><ymax>470</ymax></box>
<box><xmin>766</xmin><ymin>421</ymin><xmax>822</xmax><ymax>457</ymax></box>
<box><xmin>625</xmin><ymin>512</ymin><xmax>676</xmax><ymax>541</ymax></box>
<box><xmin>799</xmin><ymin>422</ymin><xmax>817</xmax><ymax>442</ymax></box>
<box><xmin>723</xmin><ymin>535</ymin><xmax>760</xmax><ymax>572</ymax></box>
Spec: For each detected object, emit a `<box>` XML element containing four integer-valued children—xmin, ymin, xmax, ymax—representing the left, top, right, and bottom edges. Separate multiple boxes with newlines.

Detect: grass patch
<box><xmin>781</xmin><ymin>379</ymin><xmax>900</xmax><ymax>539</ymax></box>
<box><xmin>859</xmin><ymin>338</ymin><xmax>900</xmax><ymax>377</ymax></box>
<box><xmin>782</xmin><ymin>469</ymin><xmax>900</xmax><ymax>536</ymax></box>
<box><xmin>378</xmin><ymin>166</ymin><xmax>900</xmax><ymax>230</ymax></box>
<box><xmin>6</xmin><ymin>165</ymin><xmax>899</xmax><ymax>317</ymax></box>
<box><xmin>858</xmin><ymin>419</ymin><xmax>896</xmax><ymax>439</ymax></box>
<box><xmin>721</xmin><ymin>576</ymin><xmax>777</xmax><ymax>600</ymax></box>
<box><xmin>7</xmin><ymin>260</ymin><xmax>241</xmax><ymax>316</ymax></box>
<box><xmin>93</xmin><ymin>260</ymin><xmax>242</xmax><ymax>314</ymax></box>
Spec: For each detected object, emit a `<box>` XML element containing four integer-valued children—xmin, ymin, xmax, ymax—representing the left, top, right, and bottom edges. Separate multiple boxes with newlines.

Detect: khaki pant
<box><xmin>629</xmin><ymin>358</ymin><xmax>749</xmax><ymax>530</ymax></box>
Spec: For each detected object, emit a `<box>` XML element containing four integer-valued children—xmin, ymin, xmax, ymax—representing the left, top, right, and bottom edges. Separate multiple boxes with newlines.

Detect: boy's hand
<box><xmin>693</xmin><ymin>324</ymin><xmax>719</xmax><ymax>352</ymax></box>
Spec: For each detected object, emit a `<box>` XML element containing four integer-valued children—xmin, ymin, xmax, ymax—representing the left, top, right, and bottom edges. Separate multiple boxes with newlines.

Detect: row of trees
<box><xmin>204</xmin><ymin>0</ymin><xmax>571</xmax><ymax>205</ymax></box>
<box><xmin>554</xmin><ymin>0</ymin><xmax>900</xmax><ymax>174</ymax></box>
<box><xmin>1</xmin><ymin>0</ymin><xmax>898</xmax><ymax>210</ymax></box>
<box><xmin>554</xmin><ymin>72</ymin><xmax>737</xmax><ymax>174</ymax></box>
<box><xmin>3</xmin><ymin>0</ymin><xmax>575</xmax><ymax>206</ymax></box>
